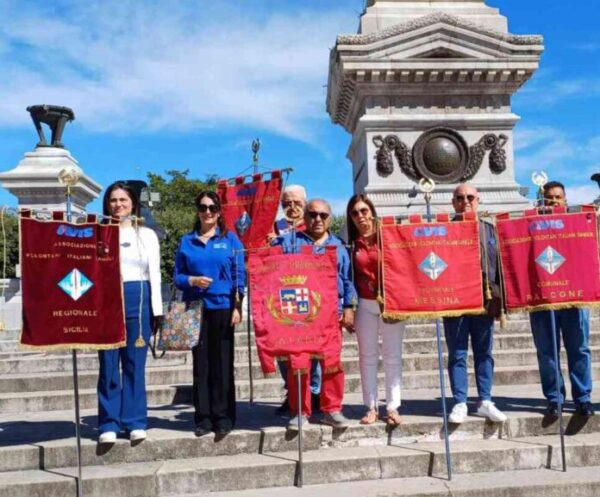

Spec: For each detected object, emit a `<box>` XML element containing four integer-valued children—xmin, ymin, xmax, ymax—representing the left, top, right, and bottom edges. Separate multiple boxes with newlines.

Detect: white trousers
<box><xmin>355</xmin><ymin>298</ymin><xmax>405</xmax><ymax>410</ymax></box>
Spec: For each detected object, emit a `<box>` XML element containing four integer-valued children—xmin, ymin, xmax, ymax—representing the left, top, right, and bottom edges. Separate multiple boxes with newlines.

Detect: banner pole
<box><xmin>549</xmin><ymin>310</ymin><xmax>567</xmax><ymax>471</ymax></box>
<box><xmin>531</xmin><ymin>171</ymin><xmax>566</xmax><ymax>471</ymax></box>
<box><xmin>60</xmin><ymin>169</ymin><xmax>84</xmax><ymax>497</ymax></box>
<box><xmin>246</xmin><ymin>288</ymin><xmax>254</xmax><ymax>404</ymax></box>
<box><xmin>296</xmin><ymin>369</ymin><xmax>304</xmax><ymax>488</ymax></box>
<box><xmin>420</xmin><ymin>178</ymin><xmax>452</xmax><ymax>481</ymax></box>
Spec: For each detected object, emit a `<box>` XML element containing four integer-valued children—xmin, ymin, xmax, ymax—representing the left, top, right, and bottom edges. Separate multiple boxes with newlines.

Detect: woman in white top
<box><xmin>97</xmin><ymin>182</ymin><xmax>163</xmax><ymax>444</ymax></box>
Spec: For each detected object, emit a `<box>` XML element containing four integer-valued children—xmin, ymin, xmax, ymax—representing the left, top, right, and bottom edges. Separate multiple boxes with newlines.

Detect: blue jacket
<box><xmin>272</xmin><ymin>230</ymin><xmax>357</xmax><ymax>310</ymax></box>
<box><xmin>174</xmin><ymin>228</ymin><xmax>246</xmax><ymax>310</ymax></box>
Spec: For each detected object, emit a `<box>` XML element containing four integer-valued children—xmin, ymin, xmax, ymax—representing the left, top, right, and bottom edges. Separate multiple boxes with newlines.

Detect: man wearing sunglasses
<box><xmin>273</xmin><ymin>198</ymin><xmax>358</xmax><ymax>430</ymax></box>
<box><xmin>443</xmin><ymin>184</ymin><xmax>507</xmax><ymax>424</ymax></box>
<box><xmin>528</xmin><ymin>181</ymin><xmax>593</xmax><ymax>417</ymax></box>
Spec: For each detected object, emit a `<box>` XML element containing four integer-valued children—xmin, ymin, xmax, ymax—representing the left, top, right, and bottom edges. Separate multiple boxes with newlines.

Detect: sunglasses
<box><xmin>454</xmin><ymin>194</ymin><xmax>477</xmax><ymax>202</ymax></box>
<box><xmin>198</xmin><ymin>204</ymin><xmax>219</xmax><ymax>213</ymax></box>
<box><xmin>307</xmin><ymin>211</ymin><xmax>330</xmax><ymax>221</ymax></box>
<box><xmin>351</xmin><ymin>207</ymin><xmax>371</xmax><ymax>218</ymax></box>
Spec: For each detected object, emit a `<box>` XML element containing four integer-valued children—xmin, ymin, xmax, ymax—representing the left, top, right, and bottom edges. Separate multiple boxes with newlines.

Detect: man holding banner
<box><xmin>273</xmin><ymin>198</ymin><xmax>357</xmax><ymax>430</ymax></box>
<box><xmin>443</xmin><ymin>184</ymin><xmax>507</xmax><ymax>424</ymax></box>
<box><xmin>529</xmin><ymin>181</ymin><xmax>594</xmax><ymax>417</ymax></box>
<box><xmin>269</xmin><ymin>184</ymin><xmax>322</xmax><ymax>417</ymax></box>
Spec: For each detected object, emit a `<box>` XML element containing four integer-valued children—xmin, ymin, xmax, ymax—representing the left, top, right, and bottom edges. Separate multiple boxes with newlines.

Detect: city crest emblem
<box><xmin>267</xmin><ymin>275</ymin><xmax>321</xmax><ymax>325</ymax></box>
<box><xmin>536</xmin><ymin>245</ymin><xmax>565</xmax><ymax>275</ymax></box>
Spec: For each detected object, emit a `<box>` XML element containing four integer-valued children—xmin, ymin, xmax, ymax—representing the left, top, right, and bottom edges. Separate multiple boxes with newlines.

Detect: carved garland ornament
<box><xmin>373</xmin><ymin>127</ymin><xmax>508</xmax><ymax>183</ymax></box>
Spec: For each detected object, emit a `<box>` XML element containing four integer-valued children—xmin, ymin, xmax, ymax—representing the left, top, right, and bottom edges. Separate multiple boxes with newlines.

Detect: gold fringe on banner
<box><xmin>382</xmin><ymin>307</ymin><xmax>486</xmax><ymax>323</ymax></box>
<box><xmin>19</xmin><ymin>339</ymin><xmax>127</xmax><ymax>352</ymax></box>
<box><xmin>506</xmin><ymin>301</ymin><xmax>600</xmax><ymax>314</ymax></box>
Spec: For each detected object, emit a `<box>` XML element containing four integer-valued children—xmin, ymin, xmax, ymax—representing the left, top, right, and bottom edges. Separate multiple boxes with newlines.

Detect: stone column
<box><xmin>327</xmin><ymin>0</ymin><xmax>544</xmax><ymax>214</ymax></box>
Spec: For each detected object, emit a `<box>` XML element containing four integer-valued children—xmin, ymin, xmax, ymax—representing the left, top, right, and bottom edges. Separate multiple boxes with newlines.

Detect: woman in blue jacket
<box><xmin>174</xmin><ymin>191</ymin><xmax>245</xmax><ymax>436</ymax></box>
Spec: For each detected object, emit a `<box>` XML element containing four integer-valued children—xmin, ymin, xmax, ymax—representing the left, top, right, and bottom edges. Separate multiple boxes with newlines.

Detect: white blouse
<box><xmin>119</xmin><ymin>226</ymin><xmax>163</xmax><ymax>317</ymax></box>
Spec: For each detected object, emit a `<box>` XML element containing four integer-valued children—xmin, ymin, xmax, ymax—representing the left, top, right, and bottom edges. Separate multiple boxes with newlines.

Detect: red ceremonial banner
<box><xmin>20</xmin><ymin>212</ymin><xmax>126</xmax><ymax>350</ymax></box>
<box><xmin>496</xmin><ymin>207</ymin><xmax>600</xmax><ymax>312</ymax></box>
<box><xmin>248</xmin><ymin>246</ymin><xmax>340</xmax><ymax>375</ymax></box>
<box><xmin>217</xmin><ymin>171</ymin><xmax>282</xmax><ymax>250</ymax></box>
<box><xmin>380</xmin><ymin>213</ymin><xmax>484</xmax><ymax>319</ymax></box>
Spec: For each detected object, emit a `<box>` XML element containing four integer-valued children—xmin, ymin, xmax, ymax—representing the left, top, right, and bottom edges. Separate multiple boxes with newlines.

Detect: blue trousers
<box><xmin>443</xmin><ymin>315</ymin><xmax>495</xmax><ymax>404</ymax></box>
<box><xmin>529</xmin><ymin>308</ymin><xmax>592</xmax><ymax>404</ymax></box>
<box><xmin>279</xmin><ymin>360</ymin><xmax>322</xmax><ymax>395</ymax></box>
<box><xmin>97</xmin><ymin>281</ymin><xmax>151</xmax><ymax>433</ymax></box>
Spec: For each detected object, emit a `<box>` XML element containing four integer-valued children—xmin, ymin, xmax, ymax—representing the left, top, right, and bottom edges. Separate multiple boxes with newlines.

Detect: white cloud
<box><xmin>566</xmin><ymin>184</ymin><xmax>598</xmax><ymax>205</ymax></box>
<box><xmin>0</xmin><ymin>1</ymin><xmax>358</xmax><ymax>141</ymax></box>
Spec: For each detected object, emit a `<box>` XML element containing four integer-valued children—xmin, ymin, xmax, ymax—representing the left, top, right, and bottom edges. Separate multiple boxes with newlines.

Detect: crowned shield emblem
<box><xmin>267</xmin><ymin>275</ymin><xmax>320</xmax><ymax>325</ymax></box>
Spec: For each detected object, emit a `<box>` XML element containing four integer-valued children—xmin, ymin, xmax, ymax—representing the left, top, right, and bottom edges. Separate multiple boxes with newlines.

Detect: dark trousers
<box><xmin>192</xmin><ymin>308</ymin><xmax>236</xmax><ymax>429</ymax></box>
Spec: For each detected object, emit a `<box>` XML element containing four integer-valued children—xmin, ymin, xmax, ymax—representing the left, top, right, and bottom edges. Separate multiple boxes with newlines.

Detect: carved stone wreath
<box><xmin>373</xmin><ymin>127</ymin><xmax>508</xmax><ymax>182</ymax></box>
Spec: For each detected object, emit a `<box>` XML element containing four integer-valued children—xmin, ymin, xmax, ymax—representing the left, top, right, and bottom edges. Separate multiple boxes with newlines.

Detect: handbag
<box><xmin>154</xmin><ymin>288</ymin><xmax>203</xmax><ymax>353</ymax></box>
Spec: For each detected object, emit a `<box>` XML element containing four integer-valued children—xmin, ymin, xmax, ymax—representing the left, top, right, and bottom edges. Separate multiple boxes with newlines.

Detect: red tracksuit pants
<box><xmin>287</xmin><ymin>366</ymin><xmax>345</xmax><ymax>417</ymax></box>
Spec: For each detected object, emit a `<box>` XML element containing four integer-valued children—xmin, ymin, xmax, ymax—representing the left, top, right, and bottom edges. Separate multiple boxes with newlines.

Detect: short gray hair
<box><xmin>283</xmin><ymin>184</ymin><xmax>307</xmax><ymax>199</ymax></box>
<box><xmin>305</xmin><ymin>198</ymin><xmax>332</xmax><ymax>214</ymax></box>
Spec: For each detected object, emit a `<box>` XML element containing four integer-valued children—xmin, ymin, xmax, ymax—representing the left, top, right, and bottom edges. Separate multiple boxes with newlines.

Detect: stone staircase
<box><xmin>1</xmin><ymin>313</ymin><xmax>600</xmax><ymax>496</ymax></box>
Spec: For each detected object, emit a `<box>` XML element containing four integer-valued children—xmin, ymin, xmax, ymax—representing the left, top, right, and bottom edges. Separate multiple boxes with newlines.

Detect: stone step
<box><xmin>199</xmin><ymin>467</ymin><xmax>600</xmax><ymax>497</ymax></box>
<box><xmin>2</xmin><ymin>316</ymin><xmax>597</xmax><ymax>349</ymax></box>
<box><xmin>2</xmin><ymin>362</ymin><xmax>599</xmax><ymax>412</ymax></box>
<box><xmin>0</xmin><ymin>351</ymin><xmax>190</xmax><ymax>375</ymax></box>
<box><xmin>1</xmin><ymin>433</ymin><xmax>600</xmax><ymax>496</ymax></box>
<box><xmin>3</xmin><ymin>341</ymin><xmax>594</xmax><ymax>377</ymax></box>
<box><xmin>2</xmin><ymin>345</ymin><xmax>598</xmax><ymax>392</ymax></box>
<box><xmin>1</xmin><ymin>400</ymin><xmax>599</xmax><ymax>474</ymax></box>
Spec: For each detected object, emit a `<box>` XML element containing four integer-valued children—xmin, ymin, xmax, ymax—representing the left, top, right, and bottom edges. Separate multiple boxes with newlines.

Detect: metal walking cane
<box><xmin>59</xmin><ymin>168</ymin><xmax>84</xmax><ymax>497</ymax></box>
<box><xmin>419</xmin><ymin>178</ymin><xmax>453</xmax><ymax>480</ymax></box>
<box><xmin>532</xmin><ymin>171</ymin><xmax>567</xmax><ymax>472</ymax></box>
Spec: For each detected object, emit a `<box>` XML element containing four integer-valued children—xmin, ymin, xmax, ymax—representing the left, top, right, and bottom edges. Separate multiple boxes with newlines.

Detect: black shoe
<box><xmin>194</xmin><ymin>420</ymin><xmax>212</xmax><ymax>437</ymax></box>
<box><xmin>545</xmin><ymin>402</ymin><xmax>559</xmax><ymax>417</ymax></box>
<box><xmin>311</xmin><ymin>393</ymin><xmax>321</xmax><ymax>413</ymax></box>
<box><xmin>576</xmin><ymin>402</ymin><xmax>595</xmax><ymax>417</ymax></box>
<box><xmin>215</xmin><ymin>420</ymin><xmax>233</xmax><ymax>436</ymax></box>
<box><xmin>275</xmin><ymin>398</ymin><xmax>290</xmax><ymax>417</ymax></box>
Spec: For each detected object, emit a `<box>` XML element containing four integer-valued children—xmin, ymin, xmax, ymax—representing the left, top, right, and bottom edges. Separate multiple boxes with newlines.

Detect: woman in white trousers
<box><xmin>346</xmin><ymin>194</ymin><xmax>405</xmax><ymax>426</ymax></box>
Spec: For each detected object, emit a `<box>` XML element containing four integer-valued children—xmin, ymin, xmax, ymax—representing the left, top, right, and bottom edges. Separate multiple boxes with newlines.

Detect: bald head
<box><xmin>452</xmin><ymin>184</ymin><xmax>480</xmax><ymax>213</ymax></box>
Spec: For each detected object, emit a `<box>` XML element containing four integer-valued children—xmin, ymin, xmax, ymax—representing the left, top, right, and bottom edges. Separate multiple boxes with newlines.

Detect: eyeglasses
<box><xmin>350</xmin><ymin>207</ymin><xmax>370</xmax><ymax>218</ymax></box>
<box><xmin>282</xmin><ymin>200</ymin><xmax>304</xmax><ymax>208</ymax></box>
<box><xmin>198</xmin><ymin>204</ymin><xmax>219</xmax><ymax>213</ymax></box>
<box><xmin>307</xmin><ymin>211</ymin><xmax>330</xmax><ymax>221</ymax></box>
<box><xmin>454</xmin><ymin>194</ymin><xmax>477</xmax><ymax>202</ymax></box>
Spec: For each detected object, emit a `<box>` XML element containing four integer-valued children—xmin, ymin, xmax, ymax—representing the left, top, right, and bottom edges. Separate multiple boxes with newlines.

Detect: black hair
<box><xmin>102</xmin><ymin>181</ymin><xmax>141</xmax><ymax>219</ymax></box>
<box><xmin>193</xmin><ymin>190</ymin><xmax>228</xmax><ymax>236</ymax></box>
<box><xmin>543</xmin><ymin>181</ymin><xmax>566</xmax><ymax>195</ymax></box>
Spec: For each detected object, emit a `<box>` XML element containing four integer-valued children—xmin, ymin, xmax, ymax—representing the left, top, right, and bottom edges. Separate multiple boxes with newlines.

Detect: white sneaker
<box><xmin>448</xmin><ymin>403</ymin><xmax>468</xmax><ymax>424</ymax></box>
<box><xmin>129</xmin><ymin>429</ymin><xmax>147</xmax><ymax>441</ymax></box>
<box><xmin>476</xmin><ymin>400</ymin><xmax>507</xmax><ymax>423</ymax></box>
<box><xmin>98</xmin><ymin>431</ymin><xmax>116</xmax><ymax>444</ymax></box>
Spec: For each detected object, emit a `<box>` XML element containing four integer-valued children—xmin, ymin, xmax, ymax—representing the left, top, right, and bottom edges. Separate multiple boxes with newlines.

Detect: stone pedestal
<box><xmin>327</xmin><ymin>1</ymin><xmax>544</xmax><ymax>214</ymax></box>
<box><xmin>0</xmin><ymin>147</ymin><xmax>101</xmax><ymax>213</ymax></box>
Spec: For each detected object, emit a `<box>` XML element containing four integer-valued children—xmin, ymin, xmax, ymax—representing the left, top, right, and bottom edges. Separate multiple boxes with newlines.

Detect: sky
<box><xmin>0</xmin><ymin>0</ymin><xmax>598</xmax><ymax>214</ymax></box>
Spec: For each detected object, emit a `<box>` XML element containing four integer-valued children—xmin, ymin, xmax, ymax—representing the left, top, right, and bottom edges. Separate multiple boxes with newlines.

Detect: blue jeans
<box><xmin>443</xmin><ymin>315</ymin><xmax>495</xmax><ymax>404</ymax></box>
<box><xmin>97</xmin><ymin>281</ymin><xmax>151</xmax><ymax>433</ymax></box>
<box><xmin>529</xmin><ymin>308</ymin><xmax>592</xmax><ymax>404</ymax></box>
<box><xmin>279</xmin><ymin>360</ymin><xmax>322</xmax><ymax>395</ymax></box>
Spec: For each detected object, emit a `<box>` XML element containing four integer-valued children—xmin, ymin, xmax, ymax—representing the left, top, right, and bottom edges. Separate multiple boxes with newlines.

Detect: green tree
<box><xmin>147</xmin><ymin>170</ymin><xmax>214</xmax><ymax>282</ymax></box>
<box><xmin>0</xmin><ymin>210</ymin><xmax>19</xmax><ymax>279</ymax></box>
